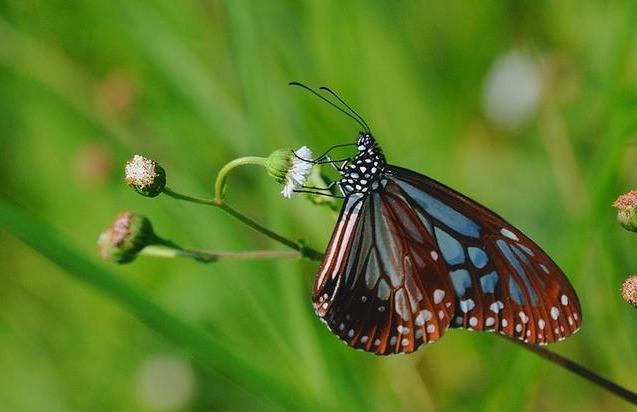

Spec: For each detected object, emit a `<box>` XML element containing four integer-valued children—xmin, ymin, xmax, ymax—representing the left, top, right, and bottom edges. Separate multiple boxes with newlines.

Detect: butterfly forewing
<box><xmin>310</xmin><ymin>128</ymin><xmax>580</xmax><ymax>354</ymax></box>
<box><xmin>387</xmin><ymin>165</ymin><xmax>582</xmax><ymax>345</ymax></box>
<box><xmin>313</xmin><ymin>187</ymin><xmax>457</xmax><ymax>355</ymax></box>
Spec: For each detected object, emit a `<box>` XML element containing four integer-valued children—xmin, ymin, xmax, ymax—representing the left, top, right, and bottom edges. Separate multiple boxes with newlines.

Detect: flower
<box><xmin>265</xmin><ymin>146</ymin><xmax>314</xmax><ymax>198</ymax></box>
<box><xmin>98</xmin><ymin>211</ymin><xmax>156</xmax><ymax>263</ymax></box>
<box><xmin>613</xmin><ymin>191</ymin><xmax>637</xmax><ymax>232</ymax></box>
<box><xmin>621</xmin><ymin>275</ymin><xmax>637</xmax><ymax>308</ymax></box>
<box><xmin>125</xmin><ymin>155</ymin><xmax>166</xmax><ymax>197</ymax></box>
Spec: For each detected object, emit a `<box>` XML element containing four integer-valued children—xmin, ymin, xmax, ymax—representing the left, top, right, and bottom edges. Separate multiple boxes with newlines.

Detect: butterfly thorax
<box><xmin>339</xmin><ymin>132</ymin><xmax>386</xmax><ymax>196</ymax></box>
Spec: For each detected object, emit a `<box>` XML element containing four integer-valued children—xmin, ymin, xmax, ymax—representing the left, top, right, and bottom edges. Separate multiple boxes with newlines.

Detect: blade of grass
<box><xmin>0</xmin><ymin>197</ymin><xmax>299</xmax><ymax>410</ymax></box>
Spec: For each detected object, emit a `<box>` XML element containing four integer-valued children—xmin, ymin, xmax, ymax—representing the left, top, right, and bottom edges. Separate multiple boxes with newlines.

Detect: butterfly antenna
<box><xmin>289</xmin><ymin>82</ymin><xmax>368</xmax><ymax>131</ymax></box>
<box><xmin>319</xmin><ymin>86</ymin><xmax>370</xmax><ymax>132</ymax></box>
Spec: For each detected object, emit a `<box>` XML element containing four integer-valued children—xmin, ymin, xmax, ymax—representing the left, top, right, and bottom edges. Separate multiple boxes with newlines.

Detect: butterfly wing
<box><xmin>313</xmin><ymin>189</ymin><xmax>457</xmax><ymax>355</ymax></box>
<box><xmin>386</xmin><ymin>165</ymin><xmax>582</xmax><ymax>345</ymax></box>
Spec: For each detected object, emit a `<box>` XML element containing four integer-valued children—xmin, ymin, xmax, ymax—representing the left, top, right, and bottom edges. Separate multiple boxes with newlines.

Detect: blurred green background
<box><xmin>1</xmin><ymin>0</ymin><xmax>637</xmax><ymax>410</ymax></box>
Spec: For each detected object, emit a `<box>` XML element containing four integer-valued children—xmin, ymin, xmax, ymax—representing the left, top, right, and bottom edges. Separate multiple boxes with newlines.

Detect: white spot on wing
<box><xmin>550</xmin><ymin>306</ymin><xmax>560</xmax><ymax>320</ymax></box>
<box><xmin>433</xmin><ymin>289</ymin><xmax>445</xmax><ymax>304</ymax></box>
<box><xmin>518</xmin><ymin>311</ymin><xmax>529</xmax><ymax>324</ymax></box>
<box><xmin>500</xmin><ymin>228</ymin><xmax>519</xmax><ymax>241</ymax></box>
<box><xmin>489</xmin><ymin>301</ymin><xmax>504</xmax><ymax>313</ymax></box>
<box><xmin>459</xmin><ymin>299</ymin><xmax>475</xmax><ymax>313</ymax></box>
<box><xmin>415</xmin><ymin>310</ymin><xmax>432</xmax><ymax>326</ymax></box>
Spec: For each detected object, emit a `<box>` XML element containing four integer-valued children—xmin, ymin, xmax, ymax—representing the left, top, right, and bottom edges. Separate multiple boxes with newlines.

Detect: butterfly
<box><xmin>290</xmin><ymin>83</ymin><xmax>582</xmax><ymax>355</ymax></box>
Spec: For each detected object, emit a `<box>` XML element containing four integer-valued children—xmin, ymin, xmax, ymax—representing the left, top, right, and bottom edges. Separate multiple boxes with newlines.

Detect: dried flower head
<box><xmin>125</xmin><ymin>155</ymin><xmax>166</xmax><ymax>197</ymax></box>
<box><xmin>98</xmin><ymin>211</ymin><xmax>156</xmax><ymax>263</ymax></box>
<box><xmin>621</xmin><ymin>275</ymin><xmax>637</xmax><ymax>308</ymax></box>
<box><xmin>265</xmin><ymin>146</ymin><xmax>314</xmax><ymax>198</ymax></box>
<box><xmin>613</xmin><ymin>191</ymin><xmax>637</xmax><ymax>232</ymax></box>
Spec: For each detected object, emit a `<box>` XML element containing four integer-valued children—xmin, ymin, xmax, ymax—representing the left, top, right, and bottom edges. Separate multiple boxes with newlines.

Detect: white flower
<box><xmin>125</xmin><ymin>155</ymin><xmax>158</xmax><ymax>188</ymax></box>
<box><xmin>281</xmin><ymin>146</ymin><xmax>313</xmax><ymax>198</ymax></box>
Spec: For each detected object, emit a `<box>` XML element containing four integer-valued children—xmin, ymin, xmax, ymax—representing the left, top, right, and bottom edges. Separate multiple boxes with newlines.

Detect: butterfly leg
<box><xmin>292</xmin><ymin>189</ymin><xmax>345</xmax><ymax>198</ymax></box>
<box><xmin>313</xmin><ymin>143</ymin><xmax>356</xmax><ymax>163</ymax></box>
<box><xmin>292</xmin><ymin>144</ymin><xmax>355</xmax><ymax>164</ymax></box>
<box><xmin>302</xmin><ymin>181</ymin><xmax>337</xmax><ymax>191</ymax></box>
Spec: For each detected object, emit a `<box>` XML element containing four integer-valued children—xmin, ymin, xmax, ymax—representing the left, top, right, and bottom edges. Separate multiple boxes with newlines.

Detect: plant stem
<box><xmin>140</xmin><ymin>245</ymin><xmax>300</xmax><ymax>262</ymax></box>
<box><xmin>506</xmin><ymin>337</ymin><xmax>637</xmax><ymax>405</ymax></box>
<box><xmin>164</xmin><ymin>187</ymin><xmax>637</xmax><ymax>405</ymax></box>
<box><xmin>162</xmin><ymin>187</ymin><xmax>324</xmax><ymax>260</ymax></box>
<box><xmin>213</xmin><ymin>156</ymin><xmax>267</xmax><ymax>203</ymax></box>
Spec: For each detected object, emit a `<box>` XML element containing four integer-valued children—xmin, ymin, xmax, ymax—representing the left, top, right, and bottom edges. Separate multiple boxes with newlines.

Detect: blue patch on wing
<box><xmin>517</xmin><ymin>243</ymin><xmax>534</xmax><ymax>256</ymax></box>
<box><xmin>468</xmin><ymin>247</ymin><xmax>488</xmax><ymax>269</ymax></box>
<box><xmin>497</xmin><ymin>240</ymin><xmax>538</xmax><ymax>306</ymax></box>
<box><xmin>450</xmin><ymin>269</ymin><xmax>472</xmax><ymax>296</ymax></box>
<box><xmin>509</xmin><ymin>277</ymin><xmax>524</xmax><ymax>304</ymax></box>
<box><xmin>480</xmin><ymin>271</ymin><xmax>498</xmax><ymax>293</ymax></box>
<box><xmin>394</xmin><ymin>179</ymin><xmax>480</xmax><ymax>238</ymax></box>
<box><xmin>511</xmin><ymin>244</ymin><xmax>546</xmax><ymax>290</ymax></box>
<box><xmin>434</xmin><ymin>227</ymin><xmax>464</xmax><ymax>265</ymax></box>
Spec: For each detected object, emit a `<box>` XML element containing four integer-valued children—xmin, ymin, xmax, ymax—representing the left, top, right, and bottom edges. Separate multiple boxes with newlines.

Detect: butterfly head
<box><xmin>339</xmin><ymin>132</ymin><xmax>386</xmax><ymax>196</ymax></box>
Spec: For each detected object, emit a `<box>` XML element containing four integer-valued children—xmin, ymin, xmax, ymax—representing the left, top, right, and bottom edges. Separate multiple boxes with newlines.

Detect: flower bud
<box><xmin>265</xmin><ymin>146</ymin><xmax>314</xmax><ymax>198</ymax></box>
<box><xmin>125</xmin><ymin>155</ymin><xmax>166</xmax><ymax>197</ymax></box>
<box><xmin>265</xmin><ymin>149</ymin><xmax>293</xmax><ymax>184</ymax></box>
<box><xmin>621</xmin><ymin>275</ymin><xmax>637</xmax><ymax>308</ymax></box>
<box><xmin>98</xmin><ymin>212</ymin><xmax>156</xmax><ymax>263</ymax></box>
<box><xmin>613</xmin><ymin>191</ymin><xmax>637</xmax><ymax>232</ymax></box>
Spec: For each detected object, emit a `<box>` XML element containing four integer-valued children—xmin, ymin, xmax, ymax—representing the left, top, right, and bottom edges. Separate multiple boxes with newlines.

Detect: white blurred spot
<box><xmin>483</xmin><ymin>50</ymin><xmax>543</xmax><ymax>130</ymax></box>
<box><xmin>135</xmin><ymin>354</ymin><xmax>196</xmax><ymax>410</ymax></box>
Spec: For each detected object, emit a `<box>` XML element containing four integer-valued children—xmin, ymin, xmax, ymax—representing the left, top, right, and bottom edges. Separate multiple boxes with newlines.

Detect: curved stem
<box><xmin>213</xmin><ymin>156</ymin><xmax>267</xmax><ymax>203</ymax></box>
<box><xmin>140</xmin><ymin>245</ymin><xmax>301</xmax><ymax>263</ymax></box>
<box><xmin>163</xmin><ymin>187</ymin><xmax>218</xmax><ymax>206</ymax></box>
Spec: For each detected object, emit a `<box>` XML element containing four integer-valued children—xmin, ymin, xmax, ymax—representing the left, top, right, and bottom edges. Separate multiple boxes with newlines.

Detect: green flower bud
<box><xmin>125</xmin><ymin>155</ymin><xmax>166</xmax><ymax>197</ymax></box>
<box><xmin>98</xmin><ymin>211</ymin><xmax>156</xmax><ymax>263</ymax></box>
<box><xmin>265</xmin><ymin>146</ymin><xmax>314</xmax><ymax>198</ymax></box>
<box><xmin>613</xmin><ymin>191</ymin><xmax>637</xmax><ymax>232</ymax></box>
<box><xmin>265</xmin><ymin>149</ymin><xmax>293</xmax><ymax>184</ymax></box>
<box><xmin>621</xmin><ymin>275</ymin><xmax>637</xmax><ymax>308</ymax></box>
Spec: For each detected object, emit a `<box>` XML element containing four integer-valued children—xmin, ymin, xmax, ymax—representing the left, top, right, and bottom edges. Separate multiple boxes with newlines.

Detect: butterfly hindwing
<box><xmin>313</xmin><ymin>189</ymin><xmax>457</xmax><ymax>355</ymax></box>
<box><xmin>387</xmin><ymin>165</ymin><xmax>582</xmax><ymax>345</ymax></box>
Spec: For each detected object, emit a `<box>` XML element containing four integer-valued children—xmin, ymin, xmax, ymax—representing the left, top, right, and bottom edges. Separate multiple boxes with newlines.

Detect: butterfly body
<box><xmin>338</xmin><ymin>133</ymin><xmax>386</xmax><ymax>196</ymax></box>
<box><xmin>313</xmin><ymin>131</ymin><xmax>582</xmax><ymax>356</ymax></box>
